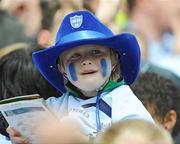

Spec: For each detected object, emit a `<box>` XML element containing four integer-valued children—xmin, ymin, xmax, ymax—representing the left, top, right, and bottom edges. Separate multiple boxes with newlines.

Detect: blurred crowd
<box><xmin>1</xmin><ymin>0</ymin><xmax>180</xmax><ymax>78</ymax></box>
<box><xmin>0</xmin><ymin>0</ymin><xmax>180</xmax><ymax>144</ymax></box>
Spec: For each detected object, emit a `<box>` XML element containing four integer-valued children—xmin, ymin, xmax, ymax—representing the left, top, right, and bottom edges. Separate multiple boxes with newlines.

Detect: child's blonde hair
<box><xmin>109</xmin><ymin>49</ymin><xmax>121</xmax><ymax>82</ymax></box>
<box><xmin>95</xmin><ymin>119</ymin><xmax>173</xmax><ymax>144</ymax></box>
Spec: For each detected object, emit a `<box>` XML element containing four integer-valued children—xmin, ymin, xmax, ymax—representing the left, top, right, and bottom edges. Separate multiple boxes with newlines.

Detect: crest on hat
<box><xmin>70</xmin><ymin>15</ymin><xmax>83</xmax><ymax>29</ymax></box>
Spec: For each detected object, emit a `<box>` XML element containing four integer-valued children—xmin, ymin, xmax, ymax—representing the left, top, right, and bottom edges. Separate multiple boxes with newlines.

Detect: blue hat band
<box><xmin>56</xmin><ymin>30</ymin><xmax>110</xmax><ymax>45</ymax></box>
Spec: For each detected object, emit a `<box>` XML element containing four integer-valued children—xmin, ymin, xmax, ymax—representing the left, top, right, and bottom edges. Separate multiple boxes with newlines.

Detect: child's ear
<box><xmin>162</xmin><ymin>110</ymin><xmax>177</xmax><ymax>133</ymax></box>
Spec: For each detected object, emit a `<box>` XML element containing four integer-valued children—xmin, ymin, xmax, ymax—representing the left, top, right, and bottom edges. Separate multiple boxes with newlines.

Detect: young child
<box><xmin>5</xmin><ymin>10</ymin><xmax>153</xmax><ymax>143</ymax></box>
<box><xmin>95</xmin><ymin>119</ymin><xmax>173</xmax><ymax>144</ymax></box>
<box><xmin>131</xmin><ymin>72</ymin><xmax>180</xmax><ymax>139</ymax></box>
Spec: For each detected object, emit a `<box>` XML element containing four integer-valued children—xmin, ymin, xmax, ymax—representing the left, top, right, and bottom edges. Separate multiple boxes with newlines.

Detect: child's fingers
<box><xmin>10</xmin><ymin>136</ymin><xmax>29</xmax><ymax>144</ymax></box>
<box><xmin>6</xmin><ymin>127</ymin><xmax>21</xmax><ymax>137</ymax></box>
<box><xmin>6</xmin><ymin>127</ymin><xmax>29</xmax><ymax>144</ymax></box>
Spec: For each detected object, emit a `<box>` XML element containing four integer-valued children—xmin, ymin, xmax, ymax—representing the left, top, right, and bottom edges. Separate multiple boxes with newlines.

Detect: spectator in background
<box><xmin>0</xmin><ymin>43</ymin><xmax>60</xmax><ymax>140</ymax></box>
<box><xmin>124</xmin><ymin>0</ymin><xmax>180</xmax><ymax>77</ymax></box>
<box><xmin>0</xmin><ymin>43</ymin><xmax>60</xmax><ymax>100</ymax></box>
<box><xmin>83</xmin><ymin>0</ymin><xmax>99</xmax><ymax>14</ymax></box>
<box><xmin>0</xmin><ymin>0</ymin><xmax>63</xmax><ymax>47</ymax></box>
<box><xmin>95</xmin><ymin>0</ymin><xmax>121</xmax><ymax>33</ymax></box>
<box><xmin>1</xmin><ymin>0</ymin><xmax>60</xmax><ymax>45</ymax></box>
<box><xmin>36</xmin><ymin>0</ymin><xmax>60</xmax><ymax>47</ymax></box>
<box><xmin>1</xmin><ymin>0</ymin><xmax>43</xmax><ymax>38</ymax></box>
<box><xmin>131</xmin><ymin>72</ymin><xmax>180</xmax><ymax>140</ymax></box>
<box><xmin>140</xmin><ymin>61</ymin><xmax>180</xmax><ymax>88</ymax></box>
<box><xmin>95</xmin><ymin>119</ymin><xmax>173</xmax><ymax>144</ymax></box>
<box><xmin>0</xmin><ymin>9</ymin><xmax>29</xmax><ymax>48</ymax></box>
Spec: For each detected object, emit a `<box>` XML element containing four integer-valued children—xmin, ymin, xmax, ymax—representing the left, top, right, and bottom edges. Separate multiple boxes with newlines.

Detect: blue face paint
<box><xmin>100</xmin><ymin>58</ymin><xmax>108</xmax><ymax>77</ymax></box>
<box><xmin>67</xmin><ymin>63</ymin><xmax>77</xmax><ymax>81</ymax></box>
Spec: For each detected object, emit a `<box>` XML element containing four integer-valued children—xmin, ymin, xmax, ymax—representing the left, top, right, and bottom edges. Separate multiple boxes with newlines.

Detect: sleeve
<box><xmin>0</xmin><ymin>134</ymin><xmax>12</xmax><ymax>144</ymax></box>
<box><xmin>111</xmin><ymin>85</ymin><xmax>154</xmax><ymax>123</ymax></box>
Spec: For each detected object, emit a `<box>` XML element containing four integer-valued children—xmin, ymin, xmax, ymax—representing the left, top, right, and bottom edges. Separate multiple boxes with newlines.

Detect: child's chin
<box><xmin>71</xmin><ymin>75</ymin><xmax>108</xmax><ymax>91</ymax></box>
<box><xmin>78</xmin><ymin>80</ymin><xmax>106</xmax><ymax>91</ymax></box>
<box><xmin>80</xmin><ymin>85</ymin><xmax>101</xmax><ymax>91</ymax></box>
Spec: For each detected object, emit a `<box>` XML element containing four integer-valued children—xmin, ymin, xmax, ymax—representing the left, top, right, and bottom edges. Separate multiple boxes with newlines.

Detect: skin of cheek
<box><xmin>66</xmin><ymin>63</ymin><xmax>78</xmax><ymax>81</ymax></box>
<box><xmin>100</xmin><ymin>58</ymin><xmax>112</xmax><ymax>78</ymax></box>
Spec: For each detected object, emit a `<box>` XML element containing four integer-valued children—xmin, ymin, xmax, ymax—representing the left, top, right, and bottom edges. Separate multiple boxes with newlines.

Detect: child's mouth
<box><xmin>81</xmin><ymin>70</ymin><xmax>97</xmax><ymax>75</ymax></box>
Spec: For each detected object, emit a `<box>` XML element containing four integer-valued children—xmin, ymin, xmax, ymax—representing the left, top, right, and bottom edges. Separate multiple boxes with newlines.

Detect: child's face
<box><xmin>60</xmin><ymin>45</ymin><xmax>114</xmax><ymax>95</ymax></box>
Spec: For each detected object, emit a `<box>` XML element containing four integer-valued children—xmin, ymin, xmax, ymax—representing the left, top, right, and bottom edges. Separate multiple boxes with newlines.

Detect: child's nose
<box><xmin>81</xmin><ymin>60</ymin><xmax>93</xmax><ymax>66</ymax></box>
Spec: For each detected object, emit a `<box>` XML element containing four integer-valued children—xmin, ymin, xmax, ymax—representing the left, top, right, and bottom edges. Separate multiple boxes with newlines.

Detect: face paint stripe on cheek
<box><xmin>101</xmin><ymin>58</ymin><xmax>108</xmax><ymax>77</ymax></box>
<box><xmin>67</xmin><ymin>63</ymin><xmax>77</xmax><ymax>81</ymax></box>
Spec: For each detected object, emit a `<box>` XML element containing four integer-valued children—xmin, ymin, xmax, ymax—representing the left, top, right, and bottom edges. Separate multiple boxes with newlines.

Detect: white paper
<box><xmin>0</xmin><ymin>95</ymin><xmax>57</xmax><ymax>144</ymax></box>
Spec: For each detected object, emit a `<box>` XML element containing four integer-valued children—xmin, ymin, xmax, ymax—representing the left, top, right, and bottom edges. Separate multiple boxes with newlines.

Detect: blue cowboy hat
<box><xmin>32</xmin><ymin>10</ymin><xmax>140</xmax><ymax>93</ymax></box>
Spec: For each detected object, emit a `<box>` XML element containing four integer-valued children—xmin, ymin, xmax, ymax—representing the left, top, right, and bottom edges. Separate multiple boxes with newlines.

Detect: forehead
<box><xmin>62</xmin><ymin>44</ymin><xmax>109</xmax><ymax>55</ymax></box>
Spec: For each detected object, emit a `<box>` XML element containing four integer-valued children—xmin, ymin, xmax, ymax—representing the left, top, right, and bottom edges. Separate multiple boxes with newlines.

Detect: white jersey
<box><xmin>46</xmin><ymin>85</ymin><xmax>153</xmax><ymax>137</ymax></box>
<box><xmin>0</xmin><ymin>85</ymin><xmax>153</xmax><ymax>143</ymax></box>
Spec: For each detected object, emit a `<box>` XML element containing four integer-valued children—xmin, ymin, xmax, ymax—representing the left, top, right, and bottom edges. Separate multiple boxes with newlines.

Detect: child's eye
<box><xmin>91</xmin><ymin>50</ymin><xmax>103</xmax><ymax>56</ymax></box>
<box><xmin>70</xmin><ymin>53</ymin><xmax>81</xmax><ymax>61</ymax></box>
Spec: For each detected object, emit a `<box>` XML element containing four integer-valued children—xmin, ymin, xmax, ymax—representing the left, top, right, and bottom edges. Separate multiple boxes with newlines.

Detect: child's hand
<box><xmin>6</xmin><ymin>127</ymin><xmax>29</xmax><ymax>144</ymax></box>
<box><xmin>36</xmin><ymin>119</ymin><xmax>89</xmax><ymax>144</ymax></box>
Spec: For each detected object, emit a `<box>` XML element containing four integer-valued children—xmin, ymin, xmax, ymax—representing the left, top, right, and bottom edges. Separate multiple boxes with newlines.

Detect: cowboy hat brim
<box><xmin>32</xmin><ymin>33</ymin><xmax>140</xmax><ymax>93</ymax></box>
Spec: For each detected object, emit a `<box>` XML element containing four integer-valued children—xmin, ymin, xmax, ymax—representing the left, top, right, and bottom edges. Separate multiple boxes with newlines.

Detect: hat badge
<box><xmin>70</xmin><ymin>15</ymin><xmax>83</xmax><ymax>29</ymax></box>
